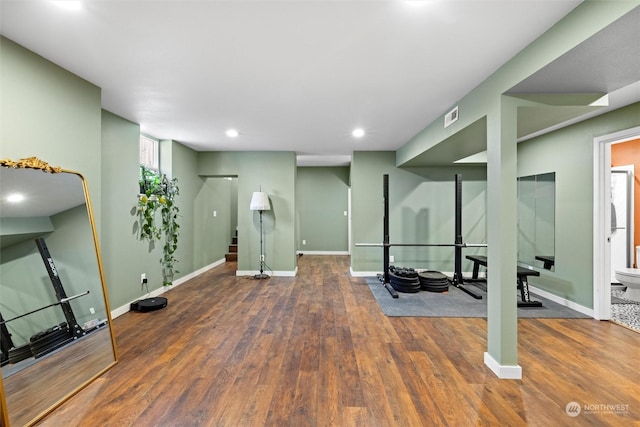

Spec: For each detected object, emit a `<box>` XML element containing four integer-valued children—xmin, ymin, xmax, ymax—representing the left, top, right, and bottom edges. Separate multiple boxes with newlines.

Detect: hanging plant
<box><xmin>134</xmin><ymin>167</ymin><xmax>180</xmax><ymax>286</ymax></box>
<box><xmin>160</xmin><ymin>176</ymin><xmax>180</xmax><ymax>286</ymax></box>
<box><xmin>135</xmin><ymin>194</ymin><xmax>161</xmax><ymax>241</ymax></box>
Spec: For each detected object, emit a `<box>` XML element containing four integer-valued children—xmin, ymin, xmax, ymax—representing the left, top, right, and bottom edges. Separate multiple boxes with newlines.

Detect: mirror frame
<box><xmin>0</xmin><ymin>157</ymin><xmax>118</xmax><ymax>426</ymax></box>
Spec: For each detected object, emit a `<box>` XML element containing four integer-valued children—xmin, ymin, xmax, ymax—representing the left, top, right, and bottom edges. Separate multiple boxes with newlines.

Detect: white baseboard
<box><xmin>529</xmin><ymin>285</ymin><xmax>594</xmax><ymax>317</ymax></box>
<box><xmin>349</xmin><ymin>267</ymin><xmax>381</xmax><ymax>277</ymax></box>
<box><xmin>111</xmin><ymin>258</ymin><xmax>226</xmax><ymax>319</ymax></box>
<box><xmin>297</xmin><ymin>251</ymin><xmax>349</xmax><ymax>255</ymax></box>
<box><xmin>236</xmin><ymin>267</ymin><xmax>298</xmax><ymax>278</ymax></box>
<box><xmin>484</xmin><ymin>352</ymin><xmax>522</xmax><ymax>379</ymax></box>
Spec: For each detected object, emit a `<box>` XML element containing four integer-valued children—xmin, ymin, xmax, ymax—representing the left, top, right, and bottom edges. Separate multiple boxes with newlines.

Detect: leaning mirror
<box><xmin>0</xmin><ymin>158</ymin><xmax>117</xmax><ymax>427</ymax></box>
<box><xmin>517</xmin><ymin>172</ymin><xmax>556</xmax><ymax>271</ymax></box>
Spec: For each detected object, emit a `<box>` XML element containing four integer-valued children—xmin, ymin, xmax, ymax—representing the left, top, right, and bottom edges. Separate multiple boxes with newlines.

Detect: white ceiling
<box><xmin>1</xmin><ymin>0</ymin><xmax>586</xmax><ymax>166</ymax></box>
<box><xmin>0</xmin><ymin>167</ymin><xmax>86</xmax><ymax>218</ymax></box>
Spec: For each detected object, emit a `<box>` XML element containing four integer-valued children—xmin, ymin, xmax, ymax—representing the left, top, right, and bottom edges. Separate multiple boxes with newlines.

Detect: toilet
<box><xmin>614</xmin><ymin>246</ymin><xmax>640</xmax><ymax>302</ymax></box>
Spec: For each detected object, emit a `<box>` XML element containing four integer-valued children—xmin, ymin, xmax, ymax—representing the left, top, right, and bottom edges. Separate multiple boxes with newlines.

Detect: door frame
<box><xmin>593</xmin><ymin>126</ymin><xmax>640</xmax><ymax>320</ymax></box>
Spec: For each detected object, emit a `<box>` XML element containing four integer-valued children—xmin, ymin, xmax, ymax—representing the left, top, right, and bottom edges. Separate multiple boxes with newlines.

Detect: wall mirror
<box><xmin>517</xmin><ymin>172</ymin><xmax>556</xmax><ymax>271</ymax></box>
<box><xmin>0</xmin><ymin>158</ymin><xmax>117</xmax><ymax>426</ymax></box>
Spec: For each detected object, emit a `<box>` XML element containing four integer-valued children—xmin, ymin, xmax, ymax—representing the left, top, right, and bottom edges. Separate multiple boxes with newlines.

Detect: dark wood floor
<box><xmin>35</xmin><ymin>255</ymin><xmax>639</xmax><ymax>426</ymax></box>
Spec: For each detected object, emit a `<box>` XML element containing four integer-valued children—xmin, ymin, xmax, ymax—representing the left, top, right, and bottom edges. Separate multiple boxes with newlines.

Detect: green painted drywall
<box><xmin>100</xmin><ymin>110</ymin><xmax>165</xmax><ymax>308</ymax></box>
<box><xmin>517</xmin><ymin>102</ymin><xmax>640</xmax><ymax>309</ymax></box>
<box><xmin>350</xmin><ymin>151</ymin><xmax>488</xmax><ymax>272</ymax></box>
<box><xmin>229</xmin><ymin>178</ymin><xmax>238</xmax><ymax>241</ymax></box>
<box><xmin>396</xmin><ymin>1</ymin><xmax>639</xmax><ymax>166</ymax></box>
<box><xmin>296</xmin><ymin>167</ymin><xmax>349</xmax><ymax>252</ymax></box>
<box><xmin>194</xmin><ymin>178</ymin><xmax>234</xmax><ymax>268</ymax></box>
<box><xmin>0</xmin><ymin>37</ymin><xmax>102</xmax><ymax>228</ymax></box>
<box><xmin>198</xmin><ymin>151</ymin><xmax>297</xmax><ymax>274</ymax></box>
<box><xmin>167</xmin><ymin>140</ymin><xmax>204</xmax><ymax>275</ymax></box>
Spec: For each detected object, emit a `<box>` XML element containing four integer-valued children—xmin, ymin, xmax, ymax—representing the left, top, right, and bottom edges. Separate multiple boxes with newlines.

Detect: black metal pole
<box><xmin>382</xmin><ymin>174</ymin><xmax>398</xmax><ymax>298</ymax></box>
<box><xmin>453</xmin><ymin>173</ymin><xmax>463</xmax><ymax>285</ymax></box>
<box><xmin>259</xmin><ymin>210</ymin><xmax>264</xmax><ymax>275</ymax></box>
<box><xmin>35</xmin><ymin>238</ymin><xmax>85</xmax><ymax>336</ymax></box>
<box><xmin>451</xmin><ymin>174</ymin><xmax>482</xmax><ymax>299</ymax></box>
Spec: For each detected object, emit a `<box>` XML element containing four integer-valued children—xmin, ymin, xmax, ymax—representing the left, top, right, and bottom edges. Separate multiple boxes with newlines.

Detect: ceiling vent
<box><xmin>444</xmin><ymin>106</ymin><xmax>459</xmax><ymax>128</ymax></box>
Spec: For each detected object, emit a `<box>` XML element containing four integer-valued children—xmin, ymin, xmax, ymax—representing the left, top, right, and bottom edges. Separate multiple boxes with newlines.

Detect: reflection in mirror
<box><xmin>0</xmin><ymin>158</ymin><xmax>117</xmax><ymax>426</ymax></box>
<box><xmin>517</xmin><ymin>172</ymin><xmax>556</xmax><ymax>271</ymax></box>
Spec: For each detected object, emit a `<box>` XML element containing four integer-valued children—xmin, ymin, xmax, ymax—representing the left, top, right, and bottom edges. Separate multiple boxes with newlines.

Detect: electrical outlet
<box><xmin>213</xmin><ymin>210</ymin><xmax>217</xmax><ymax>217</ymax></box>
<box><xmin>344</xmin><ymin>211</ymin><xmax>347</xmax><ymax>216</ymax></box>
<box><xmin>389</xmin><ymin>255</ymin><xmax>395</xmax><ymax>262</ymax></box>
<box><xmin>260</xmin><ymin>254</ymin><xmax>265</xmax><ymax>261</ymax></box>
<box><xmin>89</xmin><ymin>307</ymin><xmax>95</xmax><ymax>315</ymax></box>
<box><xmin>302</xmin><ymin>240</ymin><xmax>306</xmax><ymax>245</ymax></box>
<box><xmin>141</xmin><ymin>273</ymin><xmax>146</xmax><ymax>284</ymax></box>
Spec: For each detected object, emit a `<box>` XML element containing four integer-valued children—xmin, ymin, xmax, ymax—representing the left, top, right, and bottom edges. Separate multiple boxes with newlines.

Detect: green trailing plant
<box><xmin>139</xmin><ymin>165</ymin><xmax>165</xmax><ymax>196</ymax></box>
<box><xmin>160</xmin><ymin>176</ymin><xmax>180</xmax><ymax>285</ymax></box>
<box><xmin>134</xmin><ymin>167</ymin><xmax>180</xmax><ymax>286</ymax></box>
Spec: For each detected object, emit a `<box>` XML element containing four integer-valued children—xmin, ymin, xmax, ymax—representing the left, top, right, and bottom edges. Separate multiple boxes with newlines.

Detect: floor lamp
<box><xmin>250</xmin><ymin>190</ymin><xmax>271</xmax><ymax>279</ymax></box>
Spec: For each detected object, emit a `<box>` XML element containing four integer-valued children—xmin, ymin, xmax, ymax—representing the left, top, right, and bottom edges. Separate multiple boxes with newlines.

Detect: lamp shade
<box><xmin>250</xmin><ymin>192</ymin><xmax>271</xmax><ymax>211</ymax></box>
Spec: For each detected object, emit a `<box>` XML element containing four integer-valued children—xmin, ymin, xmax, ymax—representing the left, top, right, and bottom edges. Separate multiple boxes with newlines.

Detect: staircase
<box><xmin>225</xmin><ymin>231</ymin><xmax>238</xmax><ymax>262</ymax></box>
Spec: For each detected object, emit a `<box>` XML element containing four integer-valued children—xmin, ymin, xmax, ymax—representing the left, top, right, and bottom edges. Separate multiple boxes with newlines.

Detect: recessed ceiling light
<box><xmin>225</xmin><ymin>129</ymin><xmax>239</xmax><ymax>138</ymax></box>
<box><xmin>7</xmin><ymin>193</ymin><xmax>25</xmax><ymax>203</ymax></box>
<box><xmin>52</xmin><ymin>1</ymin><xmax>83</xmax><ymax>11</ymax></box>
<box><xmin>352</xmin><ymin>128</ymin><xmax>365</xmax><ymax>138</ymax></box>
<box><xmin>405</xmin><ymin>0</ymin><xmax>433</xmax><ymax>7</ymax></box>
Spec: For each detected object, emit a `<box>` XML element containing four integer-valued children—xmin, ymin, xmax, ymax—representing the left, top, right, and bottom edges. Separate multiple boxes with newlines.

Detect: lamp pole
<box><xmin>258</xmin><ymin>209</ymin><xmax>266</xmax><ymax>278</ymax></box>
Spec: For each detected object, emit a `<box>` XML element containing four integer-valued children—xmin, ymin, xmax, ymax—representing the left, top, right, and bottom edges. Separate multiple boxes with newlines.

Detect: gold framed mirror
<box><xmin>0</xmin><ymin>158</ymin><xmax>118</xmax><ymax>426</ymax></box>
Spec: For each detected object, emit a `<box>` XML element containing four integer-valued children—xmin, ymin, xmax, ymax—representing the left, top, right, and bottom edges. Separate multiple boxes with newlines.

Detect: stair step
<box><xmin>232</xmin><ymin>237</ymin><xmax>238</xmax><ymax>245</ymax></box>
<box><xmin>225</xmin><ymin>253</ymin><xmax>237</xmax><ymax>262</ymax></box>
<box><xmin>229</xmin><ymin>244</ymin><xmax>238</xmax><ymax>253</ymax></box>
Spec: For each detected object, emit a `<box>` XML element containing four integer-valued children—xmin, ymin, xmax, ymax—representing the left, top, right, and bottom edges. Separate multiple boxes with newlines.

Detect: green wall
<box><xmin>0</xmin><ymin>37</ymin><xmax>102</xmax><ymax>227</ymax></box>
<box><xmin>193</xmin><ymin>178</ymin><xmax>234</xmax><ymax>269</ymax></box>
<box><xmin>198</xmin><ymin>151</ymin><xmax>297</xmax><ymax>274</ymax></box>
<box><xmin>296</xmin><ymin>167</ymin><xmax>349</xmax><ymax>253</ymax></box>
<box><xmin>517</xmin><ymin>102</ymin><xmax>640</xmax><ymax>308</ymax></box>
<box><xmin>101</xmin><ymin>110</ymin><xmax>165</xmax><ymax>308</ymax></box>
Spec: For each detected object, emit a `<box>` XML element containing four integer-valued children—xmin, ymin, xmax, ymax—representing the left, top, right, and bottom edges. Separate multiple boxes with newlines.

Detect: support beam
<box><xmin>485</xmin><ymin>96</ymin><xmax>520</xmax><ymax>379</ymax></box>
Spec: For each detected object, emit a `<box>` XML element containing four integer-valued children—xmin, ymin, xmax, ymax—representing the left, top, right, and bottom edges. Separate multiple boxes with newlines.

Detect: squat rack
<box><xmin>356</xmin><ymin>173</ymin><xmax>486</xmax><ymax>299</ymax></box>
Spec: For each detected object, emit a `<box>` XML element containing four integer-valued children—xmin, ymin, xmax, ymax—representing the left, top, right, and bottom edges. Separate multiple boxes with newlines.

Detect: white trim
<box><xmin>593</xmin><ymin>126</ymin><xmax>640</xmax><ymax>320</ymax></box>
<box><xmin>173</xmin><ymin>258</ymin><xmax>226</xmax><ymax>286</ymax></box>
<box><xmin>236</xmin><ymin>267</ymin><xmax>298</xmax><ymax>277</ymax></box>
<box><xmin>349</xmin><ymin>267</ymin><xmax>381</xmax><ymax>277</ymax></box>
<box><xmin>484</xmin><ymin>352</ymin><xmax>522</xmax><ymax>379</ymax></box>
<box><xmin>348</xmin><ymin>188</ymin><xmax>352</xmax><ymax>256</ymax></box>
<box><xmin>297</xmin><ymin>251</ymin><xmax>349</xmax><ymax>255</ymax></box>
<box><xmin>528</xmin><ymin>285</ymin><xmax>593</xmax><ymax>317</ymax></box>
<box><xmin>111</xmin><ymin>258</ymin><xmax>225</xmax><ymax>319</ymax></box>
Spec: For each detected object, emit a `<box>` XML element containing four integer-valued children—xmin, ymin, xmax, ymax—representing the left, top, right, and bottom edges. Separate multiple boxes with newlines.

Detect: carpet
<box><xmin>365</xmin><ymin>277</ymin><xmax>590</xmax><ymax>318</ymax></box>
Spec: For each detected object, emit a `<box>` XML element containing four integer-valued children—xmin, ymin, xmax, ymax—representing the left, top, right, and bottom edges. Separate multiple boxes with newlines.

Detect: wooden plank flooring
<box><xmin>34</xmin><ymin>255</ymin><xmax>640</xmax><ymax>426</ymax></box>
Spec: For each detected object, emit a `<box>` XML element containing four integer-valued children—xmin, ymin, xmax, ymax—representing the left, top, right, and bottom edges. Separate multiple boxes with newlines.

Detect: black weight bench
<box><xmin>465</xmin><ymin>255</ymin><xmax>542</xmax><ymax>308</ymax></box>
<box><xmin>535</xmin><ymin>255</ymin><xmax>555</xmax><ymax>270</ymax></box>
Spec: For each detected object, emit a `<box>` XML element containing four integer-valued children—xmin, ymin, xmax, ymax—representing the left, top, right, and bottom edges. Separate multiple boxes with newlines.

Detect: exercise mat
<box><xmin>365</xmin><ymin>277</ymin><xmax>590</xmax><ymax>318</ymax></box>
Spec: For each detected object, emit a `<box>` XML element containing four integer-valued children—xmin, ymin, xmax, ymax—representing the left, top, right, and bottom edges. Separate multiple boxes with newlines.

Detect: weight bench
<box><xmin>465</xmin><ymin>255</ymin><xmax>543</xmax><ymax>308</ymax></box>
<box><xmin>535</xmin><ymin>255</ymin><xmax>555</xmax><ymax>270</ymax></box>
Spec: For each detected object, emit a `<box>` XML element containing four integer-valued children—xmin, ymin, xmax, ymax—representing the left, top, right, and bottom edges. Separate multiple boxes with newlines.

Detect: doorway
<box><xmin>593</xmin><ymin>126</ymin><xmax>640</xmax><ymax>320</ymax></box>
<box><xmin>610</xmin><ymin>166</ymin><xmax>634</xmax><ymax>281</ymax></box>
